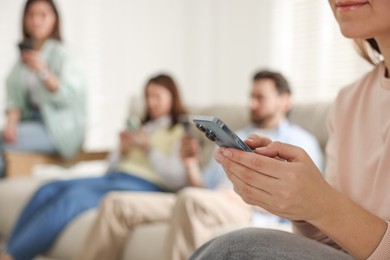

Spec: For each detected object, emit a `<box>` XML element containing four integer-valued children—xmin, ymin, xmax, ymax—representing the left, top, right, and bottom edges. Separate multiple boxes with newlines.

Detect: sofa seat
<box><xmin>0</xmin><ymin>102</ymin><xmax>331</xmax><ymax>260</ymax></box>
<box><xmin>1</xmin><ymin>177</ymin><xmax>274</xmax><ymax>260</ymax></box>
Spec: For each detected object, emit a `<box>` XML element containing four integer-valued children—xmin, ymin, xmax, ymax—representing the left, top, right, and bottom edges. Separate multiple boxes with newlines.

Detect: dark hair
<box><xmin>354</xmin><ymin>38</ymin><xmax>382</xmax><ymax>65</ymax></box>
<box><xmin>142</xmin><ymin>74</ymin><xmax>187</xmax><ymax>128</ymax></box>
<box><xmin>253</xmin><ymin>70</ymin><xmax>291</xmax><ymax>95</ymax></box>
<box><xmin>22</xmin><ymin>0</ymin><xmax>61</xmax><ymax>41</ymax></box>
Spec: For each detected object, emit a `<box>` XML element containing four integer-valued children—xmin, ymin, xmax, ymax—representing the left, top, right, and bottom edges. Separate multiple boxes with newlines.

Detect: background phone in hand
<box><xmin>179</xmin><ymin>114</ymin><xmax>195</xmax><ymax>136</ymax></box>
<box><xmin>126</xmin><ymin>116</ymin><xmax>141</xmax><ymax>131</ymax></box>
<box><xmin>192</xmin><ymin>115</ymin><xmax>252</xmax><ymax>152</ymax></box>
<box><xmin>18</xmin><ymin>38</ymin><xmax>34</xmax><ymax>52</ymax></box>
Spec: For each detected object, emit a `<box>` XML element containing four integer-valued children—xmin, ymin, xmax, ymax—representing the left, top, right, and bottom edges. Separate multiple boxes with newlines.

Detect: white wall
<box><xmin>0</xmin><ymin>0</ymin><xmax>371</xmax><ymax>151</ymax></box>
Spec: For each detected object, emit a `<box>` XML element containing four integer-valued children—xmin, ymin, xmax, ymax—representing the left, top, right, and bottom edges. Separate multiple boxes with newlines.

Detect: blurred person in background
<box><xmin>0</xmin><ymin>73</ymin><xmax>190</xmax><ymax>260</ymax></box>
<box><xmin>77</xmin><ymin>70</ymin><xmax>323</xmax><ymax>260</ymax></box>
<box><xmin>0</xmin><ymin>0</ymin><xmax>86</xmax><ymax>178</ymax></box>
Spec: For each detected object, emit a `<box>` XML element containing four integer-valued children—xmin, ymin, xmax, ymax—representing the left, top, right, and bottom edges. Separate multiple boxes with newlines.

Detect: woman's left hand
<box><xmin>21</xmin><ymin>50</ymin><xmax>47</xmax><ymax>73</ymax></box>
<box><xmin>128</xmin><ymin>129</ymin><xmax>150</xmax><ymax>151</ymax></box>
<box><xmin>215</xmin><ymin>135</ymin><xmax>332</xmax><ymax>222</ymax></box>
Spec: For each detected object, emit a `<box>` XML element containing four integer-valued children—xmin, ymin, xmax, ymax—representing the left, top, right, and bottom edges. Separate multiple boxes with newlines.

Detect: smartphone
<box><xmin>192</xmin><ymin>115</ymin><xmax>252</xmax><ymax>152</ymax></box>
<box><xmin>18</xmin><ymin>38</ymin><xmax>34</xmax><ymax>52</ymax></box>
<box><xmin>179</xmin><ymin>114</ymin><xmax>194</xmax><ymax>136</ymax></box>
<box><xmin>126</xmin><ymin>116</ymin><xmax>141</xmax><ymax>131</ymax></box>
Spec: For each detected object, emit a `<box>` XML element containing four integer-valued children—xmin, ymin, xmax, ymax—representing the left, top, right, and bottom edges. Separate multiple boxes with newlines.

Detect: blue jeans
<box><xmin>0</xmin><ymin>121</ymin><xmax>57</xmax><ymax>178</ymax></box>
<box><xmin>6</xmin><ymin>172</ymin><xmax>164</xmax><ymax>260</ymax></box>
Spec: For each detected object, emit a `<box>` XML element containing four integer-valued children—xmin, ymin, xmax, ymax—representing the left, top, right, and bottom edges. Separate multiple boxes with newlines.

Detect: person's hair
<box><xmin>22</xmin><ymin>0</ymin><xmax>62</xmax><ymax>41</ymax></box>
<box><xmin>353</xmin><ymin>38</ymin><xmax>382</xmax><ymax>65</ymax></box>
<box><xmin>142</xmin><ymin>74</ymin><xmax>187</xmax><ymax>128</ymax></box>
<box><xmin>253</xmin><ymin>70</ymin><xmax>291</xmax><ymax>95</ymax></box>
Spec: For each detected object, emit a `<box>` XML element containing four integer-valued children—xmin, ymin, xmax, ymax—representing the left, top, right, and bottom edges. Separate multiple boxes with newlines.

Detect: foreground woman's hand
<box><xmin>214</xmin><ymin>135</ymin><xmax>332</xmax><ymax>222</ymax></box>
<box><xmin>217</xmin><ymin>135</ymin><xmax>389</xmax><ymax>260</ymax></box>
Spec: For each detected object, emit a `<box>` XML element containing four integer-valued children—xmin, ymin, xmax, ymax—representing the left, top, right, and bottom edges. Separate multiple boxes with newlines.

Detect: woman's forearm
<box><xmin>183</xmin><ymin>158</ymin><xmax>204</xmax><ymax>187</ymax></box>
<box><xmin>310</xmin><ymin>188</ymin><xmax>387</xmax><ymax>259</ymax></box>
<box><xmin>6</xmin><ymin>109</ymin><xmax>21</xmax><ymax>127</ymax></box>
<box><xmin>3</xmin><ymin>109</ymin><xmax>21</xmax><ymax>142</ymax></box>
<box><xmin>40</xmin><ymin>69</ymin><xmax>59</xmax><ymax>93</ymax></box>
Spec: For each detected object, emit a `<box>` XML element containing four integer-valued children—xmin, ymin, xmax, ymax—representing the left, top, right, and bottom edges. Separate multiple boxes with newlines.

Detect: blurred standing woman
<box><xmin>0</xmin><ymin>0</ymin><xmax>86</xmax><ymax>177</ymax></box>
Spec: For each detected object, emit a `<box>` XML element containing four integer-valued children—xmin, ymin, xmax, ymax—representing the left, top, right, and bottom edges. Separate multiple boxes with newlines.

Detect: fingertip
<box><xmin>214</xmin><ymin>148</ymin><xmax>224</xmax><ymax>163</ymax></box>
<box><xmin>247</xmin><ymin>133</ymin><xmax>259</xmax><ymax>140</ymax></box>
<box><xmin>222</xmin><ymin>148</ymin><xmax>232</xmax><ymax>158</ymax></box>
<box><xmin>254</xmin><ymin>146</ymin><xmax>268</xmax><ymax>155</ymax></box>
<box><xmin>245</xmin><ymin>138</ymin><xmax>254</xmax><ymax>142</ymax></box>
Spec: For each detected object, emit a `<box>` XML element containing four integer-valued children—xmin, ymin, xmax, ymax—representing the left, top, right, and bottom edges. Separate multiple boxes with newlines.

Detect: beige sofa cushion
<box><xmin>288</xmin><ymin>102</ymin><xmax>330</xmax><ymax>151</ymax></box>
<box><xmin>0</xmin><ymin>102</ymin><xmax>331</xmax><ymax>260</ymax></box>
<box><xmin>0</xmin><ymin>178</ymin><xmax>42</xmax><ymax>238</ymax></box>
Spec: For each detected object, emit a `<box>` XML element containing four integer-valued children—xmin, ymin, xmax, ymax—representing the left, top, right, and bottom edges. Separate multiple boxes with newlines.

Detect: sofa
<box><xmin>0</xmin><ymin>101</ymin><xmax>331</xmax><ymax>260</ymax></box>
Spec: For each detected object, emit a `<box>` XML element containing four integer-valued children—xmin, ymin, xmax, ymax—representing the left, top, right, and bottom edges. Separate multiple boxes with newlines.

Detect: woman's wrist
<box><xmin>6</xmin><ymin>109</ymin><xmax>21</xmax><ymax>124</ymax></box>
<box><xmin>142</xmin><ymin>141</ymin><xmax>151</xmax><ymax>153</ymax></box>
<box><xmin>306</xmin><ymin>183</ymin><xmax>340</xmax><ymax>228</ymax></box>
<box><xmin>184</xmin><ymin>157</ymin><xmax>200</xmax><ymax>168</ymax></box>
<box><xmin>38</xmin><ymin>68</ymin><xmax>59</xmax><ymax>92</ymax></box>
<box><xmin>184</xmin><ymin>158</ymin><xmax>203</xmax><ymax>187</ymax></box>
<box><xmin>37</xmin><ymin>68</ymin><xmax>50</xmax><ymax>81</ymax></box>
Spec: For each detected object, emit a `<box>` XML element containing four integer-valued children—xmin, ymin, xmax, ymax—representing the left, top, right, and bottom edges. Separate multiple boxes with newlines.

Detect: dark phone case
<box><xmin>18</xmin><ymin>38</ymin><xmax>34</xmax><ymax>51</ymax></box>
<box><xmin>192</xmin><ymin>115</ymin><xmax>252</xmax><ymax>152</ymax></box>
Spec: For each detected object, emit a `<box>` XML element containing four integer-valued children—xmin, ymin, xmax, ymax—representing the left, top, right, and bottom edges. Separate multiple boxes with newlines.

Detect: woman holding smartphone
<box><xmin>191</xmin><ymin>1</ymin><xmax>390</xmax><ymax>259</ymax></box>
<box><xmin>0</xmin><ymin>0</ymin><xmax>86</xmax><ymax>177</ymax></box>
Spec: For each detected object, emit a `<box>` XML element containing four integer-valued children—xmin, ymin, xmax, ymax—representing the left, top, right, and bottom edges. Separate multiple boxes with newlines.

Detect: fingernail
<box><xmin>222</xmin><ymin>148</ymin><xmax>232</xmax><ymax>158</ymax></box>
<box><xmin>215</xmin><ymin>150</ymin><xmax>224</xmax><ymax>162</ymax></box>
<box><xmin>246</xmin><ymin>138</ymin><xmax>254</xmax><ymax>143</ymax></box>
<box><xmin>255</xmin><ymin>147</ymin><xmax>266</xmax><ymax>153</ymax></box>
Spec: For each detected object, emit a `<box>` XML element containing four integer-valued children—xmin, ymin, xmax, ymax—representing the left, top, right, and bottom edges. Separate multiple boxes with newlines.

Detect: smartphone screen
<box><xmin>192</xmin><ymin>115</ymin><xmax>252</xmax><ymax>152</ymax></box>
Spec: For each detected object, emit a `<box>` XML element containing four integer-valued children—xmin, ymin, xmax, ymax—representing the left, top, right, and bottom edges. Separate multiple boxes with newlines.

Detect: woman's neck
<box><xmin>33</xmin><ymin>39</ymin><xmax>46</xmax><ymax>51</ymax></box>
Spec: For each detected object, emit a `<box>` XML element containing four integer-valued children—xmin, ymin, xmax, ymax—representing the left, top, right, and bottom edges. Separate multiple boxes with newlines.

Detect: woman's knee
<box><xmin>176</xmin><ymin>187</ymin><xmax>209</xmax><ymax>206</ymax></box>
<box><xmin>99</xmin><ymin>192</ymin><xmax>127</xmax><ymax>214</ymax></box>
<box><xmin>190</xmin><ymin>228</ymin><xmax>257</xmax><ymax>260</ymax></box>
<box><xmin>191</xmin><ymin>228</ymin><xmax>353</xmax><ymax>260</ymax></box>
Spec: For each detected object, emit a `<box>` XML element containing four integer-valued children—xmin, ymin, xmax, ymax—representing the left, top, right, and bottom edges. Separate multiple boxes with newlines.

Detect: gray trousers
<box><xmin>190</xmin><ymin>228</ymin><xmax>353</xmax><ymax>260</ymax></box>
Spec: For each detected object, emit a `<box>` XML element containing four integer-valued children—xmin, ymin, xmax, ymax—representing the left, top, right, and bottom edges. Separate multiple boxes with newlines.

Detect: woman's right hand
<box><xmin>4</xmin><ymin>109</ymin><xmax>21</xmax><ymax>143</ymax></box>
<box><xmin>3</xmin><ymin>124</ymin><xmax>18</xmax><ymax>143</ymax></box>
<box><xmin>214</xmin><ymin>134</ymin><xmax>332</xmax><ymax>222</ymax></box>
<box><xmin>180</xmin><ymin>134</ymin><xmax>204</xmax><ymax>187</ymax></box>
<box><xmin>180</xmin><ymin>134</ymin><xmax>200</xmax><ymax>163</ymax></box>
<box><xmin>119</xmin><ymin>131</ymin><xmax>131</xmax><ymax>154</ymax></box>
<box><xmin>119</xmin><ymin>129</ymin><xmax>151</xmax><ymax>154</ymax></box>
<box><xmin>21</xmin><ymin>50</ymin><xmax>47</xmax><ymax>73</ymax></box>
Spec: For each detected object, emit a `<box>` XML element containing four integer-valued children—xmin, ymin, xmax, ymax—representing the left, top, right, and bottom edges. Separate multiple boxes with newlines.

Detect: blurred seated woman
<box><xmin>0</xmin><ymin>0</ymin><xmax>87</xmax><ymax>178</ymax></box>
<box><xmin>0</xmin><ymin>74</ymin><xmax>189</xmax><ymax>260</ymax></box>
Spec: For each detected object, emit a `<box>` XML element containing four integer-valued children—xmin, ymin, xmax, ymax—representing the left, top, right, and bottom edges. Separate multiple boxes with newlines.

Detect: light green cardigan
<box><xmin>6</xmin><ymin>39</ymin><xmax>86</xmax><ymax>159</ymax></box>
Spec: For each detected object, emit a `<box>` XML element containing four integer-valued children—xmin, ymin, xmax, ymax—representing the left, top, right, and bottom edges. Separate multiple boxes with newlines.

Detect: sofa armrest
<box><xmin>5</xmin><ymin>151</ymin><xmax>108</xmax><ymax>178</ymax></box>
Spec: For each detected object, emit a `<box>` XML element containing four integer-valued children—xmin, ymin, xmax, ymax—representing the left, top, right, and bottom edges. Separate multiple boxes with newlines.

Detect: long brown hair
<box><xmin>142</xmin><ymin>74</ymin><xmax>187</xmax><ymax>128</ymax></box>
<box><xmin>22</xmin><ymin>0</ymin><xmax>62</xmax><ymax>41</ymax></box>
<box><xmin>353</xmin><ymin>38</ymin><xmax>382</xmax><ymax>65</ymax></box>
